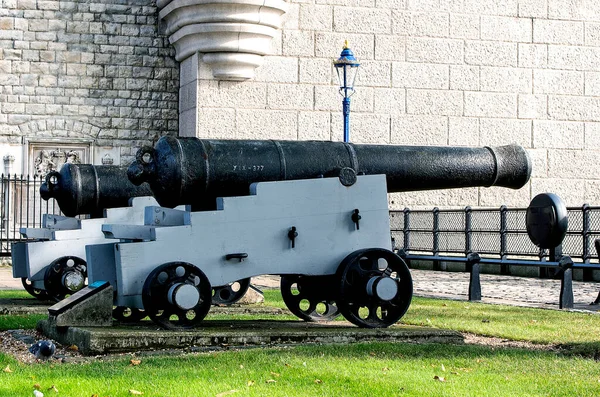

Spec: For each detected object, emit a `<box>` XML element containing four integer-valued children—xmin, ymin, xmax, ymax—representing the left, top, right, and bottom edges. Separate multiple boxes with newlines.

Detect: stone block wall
<box><xmin>188</xmin><ymin>0</ymin><xmax>600</xmax><ymax>209</ymax></box>
<box><xmin>3</xmin><ymin>0</ymin><xmax>600</xmax><ymax>209</ymax></box>
<box><xmin>0</xmin><ymin>0</ymin><xmax>179</xmax><ymax>172</ymax></box>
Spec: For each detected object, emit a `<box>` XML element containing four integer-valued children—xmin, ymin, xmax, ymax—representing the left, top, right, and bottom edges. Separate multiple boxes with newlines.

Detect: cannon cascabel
<box><xmin>40</xmin><ymin>164</ymin><xmax>153</xmax><ymax>217</ymax></box>
<box><xmin>127</xmin><ymin>137</ymin><xmax>531</xmax><ymax>209</ymax></box>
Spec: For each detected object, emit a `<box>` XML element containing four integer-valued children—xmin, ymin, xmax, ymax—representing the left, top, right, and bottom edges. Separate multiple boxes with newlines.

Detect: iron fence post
<box><xmin>433</xmin><ymin>207</ymin><xmax>443</xmax><ymax>270</ymax></box>
<box><xmin>403</xmin><ymin>208</ymin><xmax>410</xmax><ymax>253</ymax></box>
<box><xmin>500</xmin><ymin>205</ymin><xmax>509</xmax><ymax>275</ymax></box>
<box><xmin>465</xmin><ymin>206</ymin><xmax>472</xmax><ymax>255</ymax></box>
<box><xmin>582</xmin><ymin>204</ymin><xmax>593</xmax><ymax>281</ymax></box>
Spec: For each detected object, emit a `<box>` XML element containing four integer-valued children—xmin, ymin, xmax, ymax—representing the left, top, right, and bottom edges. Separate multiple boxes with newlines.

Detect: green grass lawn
<box><xmin>1</xmin><ymin>340</ymin><xmax>599</xmax><ymax>396</ymax></box>
<box><xmin>0</xmin><ymin>289</ymin><xmax>599</xmax><ymax>396</ymax></box>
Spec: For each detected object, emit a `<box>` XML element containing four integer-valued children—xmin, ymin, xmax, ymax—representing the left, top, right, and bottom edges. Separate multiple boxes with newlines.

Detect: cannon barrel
<box><xmin>127</xmin><ymin>137</ymin><xmax>531</xmax><ymax>209</ymax></box>
<box><xmin>40</xmin><ymin>164</ymin><xmax>153</xmax><ymax>217</ymax></box>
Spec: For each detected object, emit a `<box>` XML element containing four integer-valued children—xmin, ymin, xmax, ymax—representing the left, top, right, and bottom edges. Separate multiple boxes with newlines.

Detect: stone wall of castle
<box><xmin>4</xmin><ymin>0</ymin><xmax>600</xmax><ymax>208</ymax></box>
<box><xmin>0</xmin><ymin>0</ymin><xmax>179</xmax><ymax>174</ymax></box>
<box><xmin>188</xmin><ymin>0</ymin><xmax>600</xmax><ymax>208</ymax></box>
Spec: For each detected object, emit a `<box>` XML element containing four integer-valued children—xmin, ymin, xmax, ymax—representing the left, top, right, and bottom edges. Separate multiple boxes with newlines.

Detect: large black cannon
<box><xmin>127</xmin><ymin>137</ymin><xmax>531</xmax><ymax>209</ymax></box>
<box><xmin>40</xmin><ymin>164</ymin><xmax>153</xmax><ymax>217</ymax></box>
<box><xmin>69</xmin><ymin>137</ymin><xmax>532</xmax><ymax>330</ymax></box>
<box><xmin>30</xmin><ymin>137</ymin><xmax>533</xmax><ymax>330</ymax></box>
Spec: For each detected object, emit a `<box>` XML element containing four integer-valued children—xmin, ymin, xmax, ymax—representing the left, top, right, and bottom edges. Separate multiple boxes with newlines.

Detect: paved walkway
<box><xmin>0</xmin><ymin>267</ymin><xmax>20</xmax><ymax>289</ymax></box>
<box><xmin>408</xmin><ymin>269</ymin><xmax>600</xmax><ymax>312</ymax></box>
<box><xmin>4</xmin><ymin>266</ymin><xmax>600</xmax><ymax>312</ymax></box>
<box><xmin>254</xmin><ymin>269</ymin><xmax>600</xmax><ymax>312</ymax></box>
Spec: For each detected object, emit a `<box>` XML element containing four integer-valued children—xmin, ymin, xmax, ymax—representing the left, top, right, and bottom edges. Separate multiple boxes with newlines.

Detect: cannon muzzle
<box><xmin>40</xmin><ymin>164</ymin><xmax>153</xmax><ymax>217</ymax></box>
<box><xmin>128</xmin><ymin>137</ymin><xmax>531</xmax><ymax>209</ymax></box>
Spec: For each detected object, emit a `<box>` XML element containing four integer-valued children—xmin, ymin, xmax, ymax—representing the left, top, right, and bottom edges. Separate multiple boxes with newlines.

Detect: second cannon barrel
<box><xmin>127</xmin><ymin>137</ymin><xmax>532</xmax><ymax>209</ymax></box>
<box><xmin>40</xmin><ymin>164</ymin><xmax>153</xmax><ymax>217</ymax></box>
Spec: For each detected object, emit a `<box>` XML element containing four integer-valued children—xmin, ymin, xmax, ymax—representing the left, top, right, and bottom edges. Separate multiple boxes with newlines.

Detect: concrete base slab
<box><xmin>0</xmin><ymin>298</ymin><xmax>286</xmax><ymax>317</ymax></box>
<box><xmin>0</xmin><ymin>298</ymin><xmax>52</xmax><ymax>315</ymax></box>
<box><xmin>37</xmin><ymin>319</ymin><xmax>463</xmax><ymax>356</ymax></box>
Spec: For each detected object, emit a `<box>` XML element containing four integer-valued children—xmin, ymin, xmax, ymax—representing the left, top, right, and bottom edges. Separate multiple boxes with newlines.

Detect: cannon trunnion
<box><xmin>128</xmin><ymin>137</ymin><xmax>531</xmax><ymax>209</ymax></box>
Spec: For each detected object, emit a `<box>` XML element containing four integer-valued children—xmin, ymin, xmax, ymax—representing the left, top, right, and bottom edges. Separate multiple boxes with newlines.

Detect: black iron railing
<box><xmin>391</xmin><ymin>205</ymin><xmax>600</xmax><ymax>307</ymax></box>
<box><xmin>390</xmin><ymin>205</ymin><xmax>600</xmax><ymax>264</ymax></box>
<box><xmin>0</xmin><ymin>174</ymin><xmax>65</xmax><ymax>256</ymax></box>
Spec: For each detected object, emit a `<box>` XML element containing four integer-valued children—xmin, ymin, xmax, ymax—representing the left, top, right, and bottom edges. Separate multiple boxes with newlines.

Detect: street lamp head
<box><xmin>333</xmin><ymin>41</ymin><xmax>360</xmax><ymax>98</ymax></box>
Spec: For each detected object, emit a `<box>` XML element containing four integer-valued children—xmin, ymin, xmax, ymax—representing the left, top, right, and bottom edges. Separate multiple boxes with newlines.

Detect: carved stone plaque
<box><xmin>29</xmin><ymin>143</ymin><xmax>90</xmax><ymax>178</ymax></box>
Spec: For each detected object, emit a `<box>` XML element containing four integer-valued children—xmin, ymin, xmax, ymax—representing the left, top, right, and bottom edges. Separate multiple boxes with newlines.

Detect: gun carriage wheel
<box><xmin>211</xmin><ymin>278</ymin><xmax>251</xmax><ymax>305</ymax></box>
<box><xmin>21</xmin><ymin>278</ymin><xmax>50</xmax><ymax>301</ymax></box>
<box><xmin>280</xmin><ymin>275</ymin><xmax>340</xmax><ymax>321</ymax></box>
<box><xmin>112</xmin><ymin>306</ymin><xmax>146</xmax><ymax>322</ymax></box>
<box><xmin>336</xmin><ymin>248</ymin><xmax>412</xmax><ymax>328</ymax></box>
<box><xmin>142</xmin><ymin>262</ymin><xmax>211</xmax><ymax>330</ymax></box>
<box><xmin>44</xmin><ymin>256</ymin><xmax>87</xmax><ymax>302</ymax></box>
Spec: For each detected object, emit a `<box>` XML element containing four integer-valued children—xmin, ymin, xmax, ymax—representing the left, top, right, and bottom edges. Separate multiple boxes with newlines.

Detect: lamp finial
<box><xmin>344</xmin><ymin>40</ymin><xmax>349</xmax><ymax>49</ymax></box>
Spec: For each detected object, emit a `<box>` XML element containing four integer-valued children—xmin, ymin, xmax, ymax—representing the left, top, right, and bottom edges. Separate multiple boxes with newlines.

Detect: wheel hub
<box><xmin>366</xmin><ymin>276</ymin><xmax>398</xmax><ymax>301</ymax></box>
<box><xmin>63</xmin><ymin>271</ymin><xmax>86</xmax><ymax>292</ymax></box>
<box><xmin>168</xmin><ymin>283</ymin><xmax>200</xmax><ymax>310</ymax></box>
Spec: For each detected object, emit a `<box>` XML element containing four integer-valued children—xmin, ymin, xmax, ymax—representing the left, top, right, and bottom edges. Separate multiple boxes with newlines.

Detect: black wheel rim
<box><xmin>280</xmin><ymin>275</ymin><xmax>340</xmax><ymax>322</ymax></box>
<box><xmin>21</xmin><ymin>278</ymin><xmax>51</xmax><ymax>301</ymax></box>
<box><xmin>142</xmin><ymin>262</ymin><xmax>211</xmax><ymax>330</ymax></box>
<box><xmin>113</xmin><ymin>306</ymin><xmax>146</xmax><ymax>322</ymax></box>
<box><xmin>211</xmin><ymin>278</ymin><xmax>251</xmax><ymax>305</ymax></box>
<box><xmin>43</xmin><ymin>256</ymin><xmax>87</xmax><ymax>302</ymax></box>
<box><xmin>336</xmin><ymin>248</ymin><xmax>412</xmax><ymax>328</ymax></box>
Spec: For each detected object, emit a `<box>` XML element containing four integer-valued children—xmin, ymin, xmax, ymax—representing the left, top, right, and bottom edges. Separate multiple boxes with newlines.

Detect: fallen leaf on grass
<box><xmin>433</xmin><ymin>376</ymin><xmax>446</xmax><ymax>382</ymax></box>
<box><xmin>270</xmin><ymin>371</ymin><xmax>280</xmax><ymax>377</ymax></box>
<box><xmin>441</xmin><ymin>364</ymin><xmax>446</xmax><ymax>372</ymax></box>
<box><xmin>33</xmin><ymin>390</ymin><xmax>44</xmax><ymax>397</ymax></box>
<box><xmin>215</xmin><ymin>390</ymin><xmax>238</xmax><ymax>397</ymax></box>
<box><xmin>382</xmin><ymin>367</ymin><xmax>390</xmax><ymax>372</ymax></box>
<box><xmin>284</xmin><ymin>363</ymin><xmax>292</xmax><ymax>368</ymax></box>
<box><xmin>129</xmin><ymin>390</ymin><xmax>143</xmax><ymax>395</ymax></box>
<box><xmin>68</xmin><ymin>345</ymin><xmax>79</xmax><ymax>351</ymax></box>
<box><xmin>247</xmin><ymin>380</ymin><xmax>255</xmax><ymax>387</ymax></box>
<box><xmin>314</xmin><ymin>379</ymin><xmax>323</xmax><ymax>384</ymax></box>
<box><xmin>239</xmin><ymin>365</ymin><xmax>244</xmax><ymax>369</ymax></box>
<box><xmin>48</xmin><ymin>385</ymin><xmax>58</xmax><ymax>393</ymax></box>
<box><xmin>265</xmin><ymin>379</ymin><xmax>277</xmax><ymax>384</ymax></box>
<box><xmin>129</xmin><ymin>359</ymin><xmax>141</xmax><ymax>366</ymax></box>
<box><xmin>34</xmin><ymin>384</ymin><xmax>41</xmax><ymax>390</ymax></box>
<box><xmin>3</xmin><ymin>365</ymin><xmax>12</xmax><ymax>373</ymax></box>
